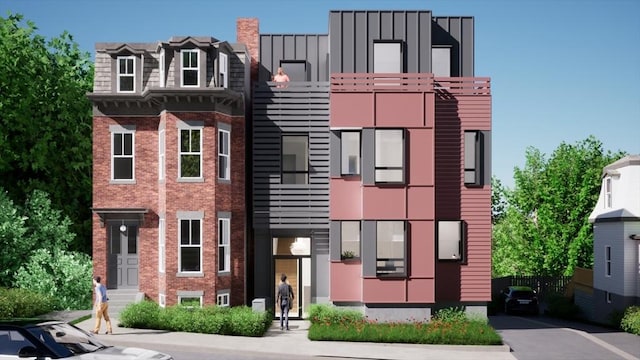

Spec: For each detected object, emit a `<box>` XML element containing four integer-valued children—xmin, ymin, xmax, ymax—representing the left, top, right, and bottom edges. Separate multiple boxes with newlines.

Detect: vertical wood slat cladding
<box><xmin>435</xmin><ymin>93</ymin><xmax>491</xmax><ymax>301</ymax></box>
<box><xmin>252</xmin><ymin>82</ymin><xmax>330</xmax><ymax>229</ymax></box>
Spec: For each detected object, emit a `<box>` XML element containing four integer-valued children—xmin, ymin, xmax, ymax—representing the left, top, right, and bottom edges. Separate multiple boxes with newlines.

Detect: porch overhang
<box><xmin>91</xmin><ymin>208</ymin><xmax>149</xmax><ymax>227</ymax></box>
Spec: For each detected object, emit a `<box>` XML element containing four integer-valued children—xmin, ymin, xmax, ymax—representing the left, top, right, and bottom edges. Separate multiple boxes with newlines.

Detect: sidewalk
<box><xmin>56</xmin><ymin>312</ymin><xmax>517</xmax><ymax>360</ymax></box>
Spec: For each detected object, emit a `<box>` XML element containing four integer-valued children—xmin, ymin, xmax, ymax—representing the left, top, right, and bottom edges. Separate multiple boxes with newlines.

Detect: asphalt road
<box><xmin>489</xmin><ymin>314</ymin><xmax>640</xmax><ymax>360</ymax></box>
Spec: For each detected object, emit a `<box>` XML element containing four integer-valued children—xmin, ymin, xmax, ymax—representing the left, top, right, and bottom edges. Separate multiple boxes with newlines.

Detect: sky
<box><xmin>2</xmin><ymin>0</ymin><xmax>639</xmax><ymax>188</ymax></box>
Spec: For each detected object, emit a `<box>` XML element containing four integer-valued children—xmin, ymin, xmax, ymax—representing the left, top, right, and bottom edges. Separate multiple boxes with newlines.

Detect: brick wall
<box><xmin>236</xmin><ymin>18</ymin><xmax>259</xmax><ymax>84</ymax></box>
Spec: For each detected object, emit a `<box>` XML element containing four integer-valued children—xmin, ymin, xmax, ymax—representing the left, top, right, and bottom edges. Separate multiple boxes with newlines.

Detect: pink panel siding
<box><xmin>408</xmin><ymin>128</ymin><xmax>435</xmax><ymax>185</ymax></box>
<box><xmin>330</xmin><ymin>178</ymin><xmax>363</xmax><ymax>219</ymax></box>
<box><xmin>362</xmin><ymin>187</ymin><xmax>406</xmax><ymax>219</ymax></box>
<box><xmin>330</xmin><ymin>261</ymin><xmax>363</xmax><ymax>302</ymax></box>
<box><xmin>363</xmin><ymin>278</ymin><xmax>407</xmax><ymax>302</ymax></box>
<box><xmin>409</xmin><ymin>220</ymin><xmax>435</xmax><ymax>278</ymax></box>
<box><xmin>330</xmin><ymin>93</ymin><xmax>374</xmax><ymax>127</ymax></box>
<box><xmin>375</xmin><ymin>93</ymin><xmax>424</xmax><ymax>127</ymax></box>
<box><xmin>408</xmin><ymin>278</ymin><xmax>435</xmax><ymax>303</ymax></box>
<box><xmin>407</xmin><ymin>187</ymin><xmax>434</xmax><ymax>219</ymax></box>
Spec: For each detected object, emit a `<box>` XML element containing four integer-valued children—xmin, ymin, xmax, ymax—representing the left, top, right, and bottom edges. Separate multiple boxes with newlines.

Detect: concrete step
<box><xmin>101</xmin><ymin>289</ymin><xmax>141</xmax><ymax>318</ymax></box>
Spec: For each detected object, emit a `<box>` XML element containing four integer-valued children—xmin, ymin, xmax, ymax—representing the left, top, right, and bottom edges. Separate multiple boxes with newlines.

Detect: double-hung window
<box><xmin>181</xmin><ymin>49</ymin><xmax>199</xmax><ymax>87</ymax></box>
<box><xmin>218</xmin><ymin>128</ymin><xmax>230</xmax><ymax>181</ymax></box>
<box><xmin>341</xmin><ymin>132</ymin><xmax>360</xmax><ymax>175</ymax></box>
<box><xmin>605</xmin><ymin>245</ymin><xmax>611</xmax><ymax>277</ymax></box>
<box><xmin>179</xmin><ymin>127</ymin><xmax>202</xmax><ymax>179</ymax></box>
<box><xmin>117</xmin><ymin>56</ymin><xmax>135</xmax><ymax>92</ymax></box>
<box><xmin>605</xmin><ymin>177</ymin><xmax>612</xmax><ymax>208</ymax></box>
<box><xmin>281</xmin><ymin>135</ymin><xmax>309</xmax><ymax>184</ymax></box>
<box><xmin>179</xmin><ymin>218</ymin><xmax>202</xmax><ymax>273</ymax></box>
<box><xmin>376</xmin><ymin>221</ymin><xmax>406</xmax><ymax>277</ymax></box>
<box><xmin>218</xmin><ymin>215</ymin><xmax>230</xmax><ymax>273</ymax></box>
<box><xmin>341</xmin><ymin>221</ymin><xmax>360</xmax><ymax>259</ymax></box>
<box><xmin>111</xmin><ymin>127</ymin><xmax>135</xmax><ymax>181</ymax></box>
<box><xmin>374</xmin><ymin>129</ymin><xmax>404</xmax><ymax>183</ymax></box>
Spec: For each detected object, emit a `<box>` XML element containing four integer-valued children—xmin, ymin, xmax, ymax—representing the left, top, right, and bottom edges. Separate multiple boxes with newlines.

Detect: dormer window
<box><xmin>605</xmin><ymin>177</ymin><xmax>612</xmax><ymax>208</ymax></box>
<box><xmin>219</xmin><ymin>52</ymin><xmax>228</xmax><ymax>88</ymax></box>
<box><xmin>181</xmin><ymin>49</ymin><xmax>199</xmax><ymax>87</ymax></box>
<box><xmin>117</xmin><ymin>56</ymin><xmax>135</xmax><ymax>92</ymax></box>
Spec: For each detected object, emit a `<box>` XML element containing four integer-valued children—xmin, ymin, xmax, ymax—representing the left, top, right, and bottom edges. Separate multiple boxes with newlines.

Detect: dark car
<box><xmin>0</xmin><ymin>319</ymin><xmax>173</xmax><ymax>359</ymax></box>
<box><xmin>502</xmin><ymin>286</ymin><xmax>539</xmax><ymax>315</ymax></box>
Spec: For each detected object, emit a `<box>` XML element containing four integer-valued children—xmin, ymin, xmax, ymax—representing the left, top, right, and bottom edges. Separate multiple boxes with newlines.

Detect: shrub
<box><xmin>308</xmin><ymin>303</ymin><xmax>363</xmax><ymax>325</ymax></box>
<box><xmin>0</xmin><ymin>287</ymin><xmax>54</xmax><ymax>318</ymax></box>
<box><xmin>620</xmin><ymin>306</ymin><xmax>640</xmax><ymax>335</ymax></box>
<box><xmin>119</xmin><ymin>300</ymin><xmax>161</xmax><ymax>329</ymax></box>
<box><xmin>545</xmin><ymin>293</ymin><xmax>581</xmax><ymax>320</ymax></box>
<box><xmin>432</xmin><ymin>307</ymin><xmax>467</xmax><ymax>322</ymax></box>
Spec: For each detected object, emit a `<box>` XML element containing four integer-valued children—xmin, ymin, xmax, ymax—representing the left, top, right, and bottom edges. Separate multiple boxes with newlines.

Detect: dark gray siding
<box><xmin>252</xmin><ymin>82</ymin><xmax>330</xmax><ymax>229</ymax></box>
<box><xmin>328</xmin><ymin>10</ymin><xmax>474</xmax><ymax>76</ymax></box>
<box><xmin>258</xmin><ymin>35</ymin><xmax>329</xmax><ymax>82</ymax></box>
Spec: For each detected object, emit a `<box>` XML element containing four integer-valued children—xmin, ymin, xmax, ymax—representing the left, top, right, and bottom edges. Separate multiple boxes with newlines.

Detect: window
<box><xmin>181</xmin><ymin>49</ymin><xmax>199</xmax><ymax>87</ymax></box>
<box><xmin>158</xmin><ymin>218</ymin><xmax>165</xmax><ymax>273</ymax></box>
<box><xmin>280</xmin><ymin>60</ymin><xmax>307</xmax><ymax>81</ymax></box>
<box><xmin>605</xmin><ymin>177</ymin><xmax>612</xmax><ymax>208</ymax></box>
<box><xmin>178</xmin><ymin>296</ymin><xmax>202</xmax><ymax>308</ymax></box>
<box><xmin>159</xmin><ymin>128</ymin><xmax>165</xmax><ymax>180</ymax></box>
<box><xmin>117</xmin><ymin>56</ymin><xmax>135</xmax><ymax>92</ymax></box>
<box><xmin>605</xmin><ymin>245</ymin><xmax>611</xmax><ymax>277</ymax></box>
<box><xmin>432</xmin><ymin>47</ymin><xmax>451</xmax><ymax>77</ymax></box>
<box><xmin>159</xmin><ymin>293</ymin><xmax>166</xmax><ymax>308</ymax></box>
<box><xmin>112</xmin><ymin>131</ymin><xmax>134</xmax><ymax>181</ymax></box>
<box><xmin>217</xmin><ymin>291</ymin><xmax>230</xmax><ymax>307</ymax></box>
<box><xmin>218</xmin><ymin>216</ymin><xmax>230</xmax><ymax>273</ymax></box>
<box><xmin>219</xmin><ymin>52</ymin><xmax>228</xmax><ymax>88</ymax></box>
<box><xmin>375</xmin><ymin>129</ymin><xmax>404</xmax><ymax>183</ymax></box>
<box><xmin>179</xmin><ymin>128</ymin><xmax>202</xmax><ymax>178</ymax></box>
<box><xmin>341</xmin><ymin>221</ymin><xmax>360</xmax><ymax>259</ymax></box>
<box><xmin>464</xmin><ymin>131</ymin><xmax>482</xmax><ymax>185</ymax></box>
<box><xmin>438</xmin><ymin>221</ymin><xmax>464</xmax><ymax>261</ymax></box>
<box><xmin>373</xmin><ymin>42</ymin><xmax>402</xmax><ymax>73</ymax></box>
<box><xmin>281</xmin><ymin>135</ymin><xmax>309</xmax><ymax>184</ymax></box>
<box><xmin>376</xmin><ymin>221</ymin><xmax>406</xmax><ymax>277</ymax></box>
<box><xmin>179</xmin><ymin>218</ymin><xmax>202</xmax><ymax>273</ymax></box>
<box><xmin>341</xmin><ymin>132</ymin><xmax>360</xmax><ymax>175</ymax></box>
<box><xmin>159</xmin><ymin>48</ymin><xmax>165</xmax><ymax>88</ymax></box>
<box><xmin>218</xmin><ymin>128</ymin><xmax>230</xmax><ymax>180</ymax></box>
<box><xmin>605</xmin><ymin>291</ymin><xmax>612</xmax><ymax>304</ymax></box>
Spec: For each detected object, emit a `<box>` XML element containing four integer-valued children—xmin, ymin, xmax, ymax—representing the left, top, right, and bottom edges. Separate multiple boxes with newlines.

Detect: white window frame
<box><xmin>159</xmin><ymin>48</ymin><xmax>165</xmax><ymax>88</ymax></box>
<box><xmin>178</xmin><ymin>218</ymin><xmax>202</xmax><ymax>274</ymax></box>
<box><xmin>219</xmin><ymin>52</ymin><xmax>228</xmax><ymax>88</ymax></box>
<box><xmin>341</xmin><ymin>131</ymin><xmax>360</xmax><ymax>176</ymax></box>
<box><xmin>179</xmin><ymin>128</ymin><xmax>203</xmax><ymax>179</ymax></box>
<box><xmin>117</xmin><ymin>56</ymin><xmax>135</xmax><ymax>93</ymax></box>
<box><xmin>605</xmin><ymin>245</ymin><xmax>611</xmax><ymax>277</ymax></box>
<box><xmin>181</xmin><ymin>49</ymin><xmax>199</xmax><ymax>87</ymax></box>
<box><xmin>218</xmin><ymin>217</ymin><xmax>230</xmax><ymax>273</ymax></box>
<box><xmin>605</xmin><ymin>177</ymin><xmax>612</xmax><ymax>208</ymax></box>
<box><xmin>217</xmin><ymin>291</ymin><xmax>230</xmax><ymax>307</ymax></box>
<box><xmin>111</xmin><ymin>130</ymin><xmax>135</xmax><ymax>181</ymax></box>
<box><xmin>158</xmin><ymin>218</ymin><xmax>165</xmax><ymax>273</ymax></box>
<box><xmin>218</xmin><ymin>128</ymin><xmax>230</xmax><ymax>180</ymax></box>
<box><xmin>374</xmin><ymin>129</ymin><xmax>404</xmax><ymax>183</ymax></box>
<box><xmin>158</xmin><ymin>293</ymin><xmax>166</xmax><ymax>308</ymax></box>
<box><xmin>159</xmin><ymin>128</ymin><xmax>165</xmax><ymax>181</ymax></box>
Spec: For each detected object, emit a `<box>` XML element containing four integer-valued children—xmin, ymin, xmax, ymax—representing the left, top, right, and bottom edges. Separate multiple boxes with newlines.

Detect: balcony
<box><xmin>330</xmin><ymin>73</ymin><xmax>490</xmax><ymax>96</ymax></box>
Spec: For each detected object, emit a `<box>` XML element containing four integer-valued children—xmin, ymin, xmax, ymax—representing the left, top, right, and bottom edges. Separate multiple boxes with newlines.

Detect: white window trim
<box><xmin>218</xmin><ymin>129</ymin><xmax>230</xmax><ymax>180</ymax></box>
<box><xmin>178</xmin><ymin>295</ymin><xmax>203</xmax><ymax>308</ymax></box>
<box><xmin>158</xmin><ymin>218</ymin><xmax>165</xmax><ymax>273</ymax></box>
<box><xmin>111</xmin><ymin>130</ymin><xmax>135</xmax><ymax>182</ymax></box>
<box><xmin>158</xmin><ymin>293</ymin><xmax>166</xmax><ymax>308</ymax></box>
<box><xmin>219</xmin><ymin>52</ymin><xmax>228</xmax><ymax>88</ymax></box>
<box><xmin>159</xmin><ymin>48</ymin><xmax>165</xmax><ymax>88</ymax></box>
<box><xmin>604</xmin><ymin>177</ymin><xmax>612</xmax><ymax>208</ymax></box>
<box><xmin>218</xmin><ymin>217</ymin><xmax>230</xmax><ymax>273</ymax></box>
<box><xmin>178</xmin><ymin>128</ymin><xmax>203</xmax><ymax>180</ymax></box>
<box><xmin>178</xmin><ymin>218</ymin><xmax>203</xmax><ymax>275</ymax></box>
<box><xmin>217</xmin><ymin>291</ymin><xmax>230</xmax><ymax>307</ymax></box>
<box><xmin>605</xmin><ymin>245</ymin><xmax>611</xmax><ymax>277</ymax></box>
<box><xmin>159</xmin><ymin>128</ymin><xmax>165</xmax><ymax>181</ymax></box>
<box><xmin>374</xmin><ymin>129</ymin><xmax>404</xmax><ymax>184</ymax></box>
<box><xmin>181</xmin><ymin>49</ymin><xmax>199</xmax><ymax>87</ymax></box>
<box><xmin>117</xmin><ymin>56</ymin><xmax>135</xmax><ymax>93</ymax></box>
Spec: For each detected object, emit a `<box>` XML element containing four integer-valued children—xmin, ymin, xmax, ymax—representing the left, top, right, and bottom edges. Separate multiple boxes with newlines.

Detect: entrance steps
<box><xmin>105</xmin><ymin>288</ymin><xmax>142</xmax><ymax>318</ymax></box>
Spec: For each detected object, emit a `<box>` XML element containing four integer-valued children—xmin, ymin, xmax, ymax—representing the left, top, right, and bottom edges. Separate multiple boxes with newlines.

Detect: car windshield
<box><xmin>27</xmin><ymin>322</ymin><xmax>108</xmax><ymax>356</ymax></box>
<box><xmin>512</xmin><ymin>290</ymin><xmax>534</xmax><ymax>298</ymax></box>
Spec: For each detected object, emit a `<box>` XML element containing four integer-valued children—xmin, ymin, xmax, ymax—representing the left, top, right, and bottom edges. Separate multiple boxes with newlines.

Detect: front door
<box><xmin>273</xmin><ymin>237</ymin><xmax>311</xmax><ymax>319</ymax></box>
<box><xmin>108</xmin><ymin>223</ymin><xmax>139</xmax><ymax>289</ymax></box>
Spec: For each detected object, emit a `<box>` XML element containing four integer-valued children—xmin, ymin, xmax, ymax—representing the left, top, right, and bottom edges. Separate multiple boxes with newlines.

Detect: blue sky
<box><xmin>2</xmin><ymin>0</ymin><xmax>639</xmax><ymax>187</ymax></box>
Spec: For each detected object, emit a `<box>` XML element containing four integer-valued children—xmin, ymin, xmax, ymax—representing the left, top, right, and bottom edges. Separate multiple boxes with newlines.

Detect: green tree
<box><xmin>0</xmin><ymin>13</ymin><xmax>93</xmax><ymax>253</ymax></box>
<box><xmin>0</xmin><ymin>189</ymin><xmax>28</xmax><ymax>286</ymax></box>
<box><xmin>492</xmin><ymin>136</ymin><xmax>625</xmax><ymax>277</ymax></box>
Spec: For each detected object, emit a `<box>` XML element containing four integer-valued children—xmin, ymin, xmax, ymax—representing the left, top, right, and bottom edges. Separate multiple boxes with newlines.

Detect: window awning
<box><xmin>91</xmin><ymin>208</ymin><xmax>148</xmax><ymax>227</ymax></box>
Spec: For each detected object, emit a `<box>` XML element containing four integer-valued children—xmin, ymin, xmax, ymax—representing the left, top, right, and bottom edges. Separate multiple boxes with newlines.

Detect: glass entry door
<box><xmin>273</xmin><ymin>237</ymin><xmax>311</xmax><ymax>319</ymax></box>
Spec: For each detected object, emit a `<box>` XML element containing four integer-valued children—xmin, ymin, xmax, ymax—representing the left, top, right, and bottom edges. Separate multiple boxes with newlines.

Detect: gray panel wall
<box><xmin>258</xmin><ymin>35</ymin><xmax>329</xmax><ymax>82</ymax></box>
<box><xmin>432</xmin><ymin>17</ymin><xmax>475</xmax><ymax>77</ymax></box>
<box><xmin>252</xmin><ymin>82</ymin><xmax>330</xmax><ymax>229</ymax></box>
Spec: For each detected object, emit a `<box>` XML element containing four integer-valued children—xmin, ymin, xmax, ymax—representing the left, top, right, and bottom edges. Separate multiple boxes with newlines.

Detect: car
<box><xmin>0</xmin><ymin>319</ymin><xmax>173</xmax><ymax>359</ymax></box>
<box><xmin>501</xmin><ymin>285</ymin><xmax>539</xmax><ymax>315</ymax></box>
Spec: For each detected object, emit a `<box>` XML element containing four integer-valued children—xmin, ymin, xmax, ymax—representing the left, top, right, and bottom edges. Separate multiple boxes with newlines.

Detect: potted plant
<box><xmin>341</xmin><ymin>250</ymin><xmax>355</xmax><ymax>260</ymax></box>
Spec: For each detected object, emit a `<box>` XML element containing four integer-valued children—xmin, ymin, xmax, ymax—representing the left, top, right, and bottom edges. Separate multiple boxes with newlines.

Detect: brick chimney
<box><xmin>236</xmin><ymin>18</ymin><xmax>259</xmax><ymax>84</ymax></box>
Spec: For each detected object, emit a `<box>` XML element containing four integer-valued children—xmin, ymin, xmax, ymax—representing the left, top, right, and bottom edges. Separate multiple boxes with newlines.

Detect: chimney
<box><xmin>236</xmin><ymin>18</ymin><xmax>259</xmax><ymax>84</ymax></box>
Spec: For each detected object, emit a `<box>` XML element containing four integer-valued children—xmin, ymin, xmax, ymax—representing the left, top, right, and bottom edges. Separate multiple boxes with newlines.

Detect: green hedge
<box><xmin>620</xmin><ymin>306</ymin><xmax>640</xmax><ymax>335</ymax></box>
<box><xmin>119</xmin><ymin>301</ymin><xmax>271</xmax><ymax>337</ymax></box>
<box><xmin>0</xmin><ymin>287</ymin><xmax>54</xmax><ymax>318</ymax></box>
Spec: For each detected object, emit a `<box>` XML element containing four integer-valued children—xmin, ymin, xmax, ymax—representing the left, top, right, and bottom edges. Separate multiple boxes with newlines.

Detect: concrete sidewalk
<box><xmin>49</xmin><ymin>312</ymin><xmax>516</xmax><ymax>360</ymax></box>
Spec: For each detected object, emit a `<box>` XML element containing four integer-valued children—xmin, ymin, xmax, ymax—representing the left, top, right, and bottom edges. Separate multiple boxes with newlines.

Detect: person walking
<box><xmin>276</xmin><ymin>273</ymin><xmax>294</xmax><ymax>331</ymax></box>
<box><xmin>91</xmin><ymin>276</ymin><xmax>112</xmax><ymax>334</ymax></box>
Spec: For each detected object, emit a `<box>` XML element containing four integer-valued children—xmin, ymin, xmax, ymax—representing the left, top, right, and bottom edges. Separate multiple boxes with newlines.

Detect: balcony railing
<box><xmin>330</xmin><ymin>73</ymin><xmax>490</xmax><ymax>95</ymax></box>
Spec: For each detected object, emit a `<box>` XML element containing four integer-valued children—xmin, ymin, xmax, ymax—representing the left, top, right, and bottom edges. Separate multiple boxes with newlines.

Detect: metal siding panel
<box><xmin>318</xmin><ymin>36</ymin><xmax>329</xmax><ymax>81</ymax></box>
<box><xmin>419</xmin><ymin>12</ymin><xmax>431</xmax><ymax>73</ymax></box>
<box><xmin>449</xmin><ymin>18</ymin><xmax>461</xmax><ymax>77</ymax></box>
<box><xmin>329</xmin><ymin>11</ymin><xmax>341</xmax><ymax>74</ymax></box>
<box><xmin>272</xmin><ymin>36</ymin><xmax>284</xmax><ymax>70</ymax></box>
<box><xmin>362</xmin><ymin>128</ymin><xmax>374</xmax><ymax>185</ymax></box>
<box><xmin>330</xmin><ymin>221</ymin><xmax>340</xmax><ymax>261</ymax></box>
<box><xmin>368</xmin><ymin>12</ymin><xmax>380</xmax><ymax>72</ymax></box>
<box><xmin>259</xmin><ymin>36</ymin><xmax>273</xmax><ymax>82</ymax></box>
<box><xmin>362</xmin><ymin>220</ymin><xmax>376</xmax><ymax>277</ymax></box>
<box><xmin>307</xmin><ymin>36</ymin><xmax>318</xmax><ymax>82</ymax></box>
<box><xmin>394</xmin><ymin>11</ymin><xmax>406</xmax><ymax>41</ymax></box>
<box><xmin>284</xmin><ymin>35</ymin><xmax>295</xmax><ymax>60</ymax></box>
<box><xmin>380</xmin><ymin>11</ymin><xmax>392</xmax><ymax>39</ymax></box>
<box><xmin>462</xmin><ymin>17</ymin><xmax>475</xmax><ymax>76</ymax></box>
<box><xmin>406</xmin><ymin>12</ymin><xmax>418</xmax><ymax>73</ymax></box>
<box><xmin>295</xmin><ymin>35</ymin><xmax>306</xmax><ymax>60</ymax></box>
<box><xmin>342</xmin><ymin>12</ymin><xmax>355</xmax><ymax>73</ymax></box>
<box><xmin>354</xmin><ymin>11</ymin><xmax>368</xmax><ymax>73</ymax></box>
<box><xmin>330</xmin><ymin>131</ymin><xmax>340</xmax><ymax>177</ymax></box>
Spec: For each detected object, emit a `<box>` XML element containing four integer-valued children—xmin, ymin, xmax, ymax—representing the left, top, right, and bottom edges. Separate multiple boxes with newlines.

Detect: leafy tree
<box><xmin>0</xmin><ymin>13</ymin><xmax>93</xmax><ymax>253</ymax></box>
<box><xmin>492</xmin><ymin>136</ymin><xmax>625</xmax><ymax>277</ymax></box>
<box><xmin>0</xmin><ymin>190</ymin><xmax>28</xmax><ymax>286</ymax></box>
<box><xmin>491</xmin><ymin>176</ymin><xmax>508</xmax><ymax>224</ymax></box>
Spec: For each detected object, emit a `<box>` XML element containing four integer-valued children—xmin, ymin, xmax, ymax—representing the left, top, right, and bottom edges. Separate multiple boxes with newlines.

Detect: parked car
<box><xmin>501</xmin><ymin>285</ymin><xmax>539</xmax><ymax>315</ymax></box>
<box><xmin>0</xmin><ymin>319</ymin><xmax>173</xmax><ymax>359</ymax></box>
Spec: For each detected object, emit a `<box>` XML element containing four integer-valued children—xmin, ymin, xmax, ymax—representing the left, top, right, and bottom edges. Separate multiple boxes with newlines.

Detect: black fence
<box><xmin>492</xmin><ymin>275</ymin><xmax>572</xmax><ymax>302</ymax></box>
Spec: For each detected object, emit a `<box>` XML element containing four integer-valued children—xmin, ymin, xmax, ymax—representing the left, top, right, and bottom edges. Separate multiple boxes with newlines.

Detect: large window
<box><xmin>438</xmin><ymin>221</ymin><xmax>464</xmax><ymax>261</ymax></box>
<box><xmin>375</xmin><ymin>129</ymin><xmax>404</xmax><ymax>183</ymax></box>
<box><xmin>112</xmin><ymin>131</ymin><xmax>134</xmax><ymax>181</ymax></box>
<box><xmin>373</xmin><ymin>42</ymin><xmax>402</xmax><ymax>73</ymax></box>
<box><xmin>218</xmin><ymin>216</ymin><xmax>230</xmax><ymax>273</ymax></box>
<box><xmin>219</xmin><ymin>52</ymin><xmax>228</xmax><ymax>88</ymax></box>
<box><xmin>179</xmin><ymin>128</ymin><xmax>202</xmax><ymax>179</ymax></box>
<box><xmin>117</xmin><ymin>56</ymin><xmax>135</xmax><ymax>92</ymax></box>
<box><xmin>181</xmin><ymin>49</ymin><xmax>199</xmax><ymax>87</ymax></box>
<box><xmin>376</xmin><ymin>221</ymin><xmax>406</xmax><ymax>277</ymax></box>
<box><xmin>341</xmin><ymin>132</ymin><xmax>360</xmax><ymax>175</ymax></box>
<box><xmin>218</xmin><ymin>128</ymin><xmax>230</xmax><ymax>180</ymax></box>
<box><xmin>432</xmin><ymin>47</ymin><xmax>451</xmax><ymax>77</ymax></box>
<box><xmin>179</xmin><ymin>218</ymin><xmax>202</xmax><ymax>273</ymax></box>
<box><xmin>341</xmin><ymin>221</ymin><xmax>360</xmax><ymax>259</ymax></box>
<box><xmin>281</xmin><ymin>135</ymin><xmax>309</xmax><ymax>184</ymax></box>
<box><xmin>158</xmin><ymin>218</ymin><xmax>165</xmax><ymax>273</ymax></box>
<box><xmin>605</xmin><ymin>245</ymin><xmax>611</xmax><ymax>277</ymax></box>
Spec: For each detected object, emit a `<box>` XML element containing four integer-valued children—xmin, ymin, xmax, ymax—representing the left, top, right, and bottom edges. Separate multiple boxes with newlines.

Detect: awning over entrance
<box><xmin>91</xmin><ymin>208</ymin><xmax>148</xmax><ymax>227</ymax></box>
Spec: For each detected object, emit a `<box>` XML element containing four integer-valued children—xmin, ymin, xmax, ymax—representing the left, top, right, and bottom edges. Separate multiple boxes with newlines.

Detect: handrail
<box><xmin>329</xmin><ymin>73</ymin><xmax>491</xmax><ymax>95</ymax></box>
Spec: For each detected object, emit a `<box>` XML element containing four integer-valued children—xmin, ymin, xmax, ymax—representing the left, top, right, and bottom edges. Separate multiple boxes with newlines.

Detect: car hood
<box><xmin>76</xmin><ymin>346</ymin><xmax>172</xmax><ymax>360</ymax></box>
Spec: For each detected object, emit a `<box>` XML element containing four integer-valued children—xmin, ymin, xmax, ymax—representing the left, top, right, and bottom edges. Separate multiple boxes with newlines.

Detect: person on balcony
<box><xmin>272</xmin><ymin>67</ymin><xmax>290</xmax><ymax>87</ymax></box>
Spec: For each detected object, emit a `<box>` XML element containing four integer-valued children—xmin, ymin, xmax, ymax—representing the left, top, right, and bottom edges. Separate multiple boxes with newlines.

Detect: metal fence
<box><xmin>492</xmin><ymin>275</ymin><xmax>572</xmax><ymax>302</ymax></box>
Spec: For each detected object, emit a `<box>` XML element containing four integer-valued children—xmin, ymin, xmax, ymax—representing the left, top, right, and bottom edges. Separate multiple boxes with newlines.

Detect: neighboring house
<box><xmin>89</xmin><ymin>7</ymin><xmax>492</xmax><ymax>321</ymax></box>
<box><xmin>588</xmin><ymin>155</ymin><xmax>640</xmax><ymax>324</ymax></box>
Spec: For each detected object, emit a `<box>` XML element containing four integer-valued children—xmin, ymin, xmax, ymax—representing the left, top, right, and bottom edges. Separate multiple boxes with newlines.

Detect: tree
<box><xmin>492</xmin><ymin>136</ymin><xmax>625</xmax><ymax>277</ymax></box>
<box><xmin>0</xmin><ymin>14</ymin><xmax>93</xmax><ymax>253</ymax></box>
<box><xmin>491</xmin><ymin>176</ymin><xmax>508</xmax><ymax>224</ymax></box>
